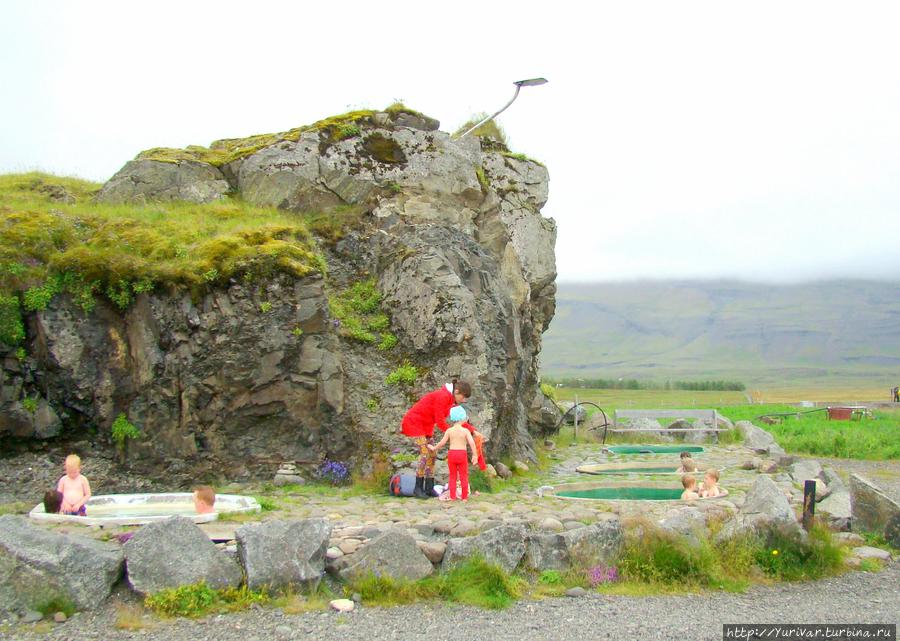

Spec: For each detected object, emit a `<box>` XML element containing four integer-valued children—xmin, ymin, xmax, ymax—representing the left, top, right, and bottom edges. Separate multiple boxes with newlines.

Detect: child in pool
<box><xmin>57</xmin><ymin>454</ymin><xmax>91</xmax><ymax>516</ymax></box>
<box><xmin>43</xmin><ymin>489</ymin><xmax>63</xmax><ymax>514</ymax></box>
<box><xmin>700</xmin><ymin>468</ymin><xmax>721</xmax><ymax>498</ymax></box>
<box><xmin>681</xmin><ymin>474</ymin><xmax>700</xmax><ymax>500</ymax></box>
<box><xmin>676</xmin><ymin>451</ymin><xmax>695</xmax><ymax>474</ymax></box>
<box><xmin>428</xmin><ymin>405</ymin><xmax>478</xmax><ymax>501</ymax></box>
<box><xmin>193</xmin><ymin>486</ymin><xmax>216</xmax><ymax>514</ymax></box>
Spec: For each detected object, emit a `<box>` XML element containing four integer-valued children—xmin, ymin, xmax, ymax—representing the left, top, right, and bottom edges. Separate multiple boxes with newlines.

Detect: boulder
<box><xmin>659</xmin><ymin>507</ymin><xmax>707</xmax><ymax>537</ymax></box>
<box><xmin>511</xmin><ymin>460</ymin><xmax>530</xmax><ymax>474</ymax></box>
<box><xmin>124</xmin><ymin>516</ymin><xmax>242</xmax><ymax>596</ymax></box>
<box><xmin>558</xmin><ymin>401</ymin><xmax>587</xmax><ymax>425</ymax></box>
<box><xmin>757</xmin><ymin>460</ymin><xmax>778</xmax><ymax>474</ymax></box>
<box><xmin>236</xmin><ymin>518</ymin><xmax>331</xmax><ymax>591</ymax></box>
<box><xmin>494</xmin><ymin>462</ymin><xmax>513</xmax><ymax>480</ymax></box>
<box><xmin>338</xmin><ymin>530</ymin><xmax>433</xmax><ymax>582</ymax></box>
<box><xmin>715</xmin><ymin>475</ymin><xmax>803</xmax><ymax>542</ymax></box>
<box><xmin>0</xmin><ymin>515</ymin><xmax>123</xmax><ymax>615</ymax></box>
<box><xmin>735</xmin><ymin>420</ymin><xmax>784</xmax><ymax>456</ymax></box>
<box><xmin>884</xmin><ymin>514</ymin><xmax>900</xmax><ymax>549</ymax></box>
<box><xmin>523</xmin><ymin>519</ymin><xmax>623</xmax><ymax>572</ymax></box>
<box><xmin>850</xmin><ymin>474</ymin><xmax>900</xmax><ymax>537</ymax></box>
<box><xmin>417</xmin><ymin>541</ymin><xmax>447</xmax><ymax>564</ymax></box>
<box><xmin>97</xmin><ymin>159</ymin><xmax>230</xmax><ymax>204</ymax></box>
<box><xmin>788</xmin><ymin>460</ymin><xmax>823</xmax><ymax>484</ymax></box>
<box><xmin>851</xmin><ymin>546</ymin><xmax>892</xmax><ymax>562</ymax></box>
<box><xmin>442</xmin><ymin>524</ymin><xmax>527</xmax><ymax>573</ymax></box>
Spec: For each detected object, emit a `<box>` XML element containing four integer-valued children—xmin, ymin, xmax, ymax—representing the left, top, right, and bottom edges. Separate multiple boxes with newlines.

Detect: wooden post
<box><xmin>802</xmin><ymin>480</ymin><xmax>816</xmax><ymax>530</ymax></box>
<box><xmin>573</xmin><ymin>394</ymin><xmax>579</xmax><ymax>443</ymax></box>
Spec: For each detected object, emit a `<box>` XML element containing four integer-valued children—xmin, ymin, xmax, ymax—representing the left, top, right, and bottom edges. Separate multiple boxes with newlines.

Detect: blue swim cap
<box><xmin>449</xmin><ymin>405</ymin><xmax>467</xmax><ymax>422</ymax></box>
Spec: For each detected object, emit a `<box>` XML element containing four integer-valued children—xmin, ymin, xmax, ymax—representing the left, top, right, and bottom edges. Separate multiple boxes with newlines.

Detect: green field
<box><xmin>549</xmin><ymin>387</ymin><xmax>900</xmax><ymax>460</ymax></box>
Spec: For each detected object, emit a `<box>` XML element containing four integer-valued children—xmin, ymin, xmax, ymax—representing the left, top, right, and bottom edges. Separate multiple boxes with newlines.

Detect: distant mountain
<box><xmin>541</xmin><ymin>280</ymin><xmax>900</xmax><ymax>385</ymax></box>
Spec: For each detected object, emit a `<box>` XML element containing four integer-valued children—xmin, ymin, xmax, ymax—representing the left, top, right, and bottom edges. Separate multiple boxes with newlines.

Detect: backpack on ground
<box><xmin>389</xmin><ymin>473</ymin><xmax>417</xmax><ymax>497</ymax></box>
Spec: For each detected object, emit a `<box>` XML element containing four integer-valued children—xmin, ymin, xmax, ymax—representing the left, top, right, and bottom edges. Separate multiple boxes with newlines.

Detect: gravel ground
<box><xmin>5</xmin><ymin>565</ymin><xmax>898</xmax><ymax>641</ymax></box>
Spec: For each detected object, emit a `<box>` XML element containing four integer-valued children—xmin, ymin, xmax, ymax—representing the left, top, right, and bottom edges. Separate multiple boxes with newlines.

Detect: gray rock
<box><xmin>558</xmin><ymin>402</ymin><xmax>587</xmax><ymax>425</ymax></box>
<box><xmin>789</xmin><ymin>460</ymin><xmax>823</xmax><ymax>483</ymax></box>
<box><xmin>273</xmin><ymin>474</ymin><xmax>305</xmax><ymax>486</ymax></box>
<box><xmin>21</xmin><ymin>610</ymin><xmax>43</xmax><ymax>624</ymax></box>
<box><xmin>659</xmin><ymin>507</ymin><xmax>707</xmax><ymax>537</ymax></box>
<box><xmin>834</xmin><ymin>532</ymin><xmax>865</xmax><ymax>545</ymax></box>
<box><xmin>539</xmin><ymin>517</ymin><xmax>564</xmax><ymax>532</ymax></box>
<box><xmin>850</xmin><ymin>474</ymin><xmax>900</xmax><ymax>537</ymax></box>
<box><xmin>417</xmin><ymin>541</ymin><xmax>447</xmax><ymax>564</ymax></box>
<box><xmin>97</xmin><ymin>159</ymin><xmax>230</xmax><ymax>204</ymax></box>
<box><xmin>0</xmin><ymin>515</ymin><xmax>123</xmax><ymax>615</ymax></box>
<box><xmin>716</xmin><ymin>476</ymin><xmax>803</xmax><ymax>542</ymax></box>
<box><xmin>236</xmin><ymin>518</ymin><xmax>331</xmax><ymax>591</ymax></box>
<box><xmin>758</xmin><ymin>460</ymin><xmax>778</xmax><ymax>474</ymax></box>
<box><xmin>565</xmin><ymin>587</ymin><xmax>586</xmax><ymax>597</ymax></box>
<box><xmin>329</xmin><ymin>598</ymin><xmax>355</xmax><ymax>612</ymax></box>
<box><xmin>851</xmin><ymin>546</ymin><xmax>892</xmax><ymax>561</ymax></box>
<box><xmin>494</xmin><ymin>462</ymin><xmax>513</xmax><ymax>480</ymax></box>
<box><xmin>338</xmin><ymin>530</ymin><xmax>433</xmax><ymax>582</ymax></box>
<box><xmin>885</xmin><ymin>514</ymin><xmax>900</xmax><ymax>549</ymax></box>
<box><xmin>443</xmin><ymin>524</ymin><xmax>527</xmax><ymax>573</ymax></box>
<box><xmin>523</xmin><ymin>519</ymin><xmax>623</xmax><ymax>572</ymax></box>
<box><xmin>735</xmin><ymin>421</ymin><xmax>784</xmax><ymax>457</ymax></box>
<box><xmin>124</xmin><ymin>516</ymin><xmax>242</xmax><ymax>596</ymax></box>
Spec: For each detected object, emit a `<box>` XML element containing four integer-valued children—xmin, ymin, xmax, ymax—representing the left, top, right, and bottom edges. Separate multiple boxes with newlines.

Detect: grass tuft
<box><xmin>145</xmin><ymin>582</ymin><xmax>268</xmax><ymax>618</ymax></box>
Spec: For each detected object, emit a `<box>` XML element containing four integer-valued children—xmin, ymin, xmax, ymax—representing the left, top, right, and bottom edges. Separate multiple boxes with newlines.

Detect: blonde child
<box><xmin>57</xmin><ymin>454</ymin><xmax>91</xmax><ymax>516</ymax></box>
<box><xmin>428</xmin><ymin>405</ymin><xmax>478</xmax><ymax>501</ymax></box>
<box><xmin>193</xmin><ymin>486</ymin><xmax>216</xmax><ymax>514</ymax></box>
<box><xmin>700</xmin><ymin>468</ymin><xmax>721</xmax><ymax>498</ymax></box>
<box><xmin>681</xmin><ymin>474</ymin><xmax>700</xmax><ymax>500</ymax></box>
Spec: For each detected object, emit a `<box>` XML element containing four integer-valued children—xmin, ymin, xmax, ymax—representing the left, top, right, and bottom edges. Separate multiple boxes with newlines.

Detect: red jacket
<box><xmin>401</xmin><ymin>384</ymin><xmax>454</xmax><ymax>438</ymax></box>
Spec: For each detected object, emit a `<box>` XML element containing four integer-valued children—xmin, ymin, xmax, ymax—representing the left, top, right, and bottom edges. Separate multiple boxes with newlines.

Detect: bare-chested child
<box><xmin>676</xmin><ymin>451</ymin><xmax>696</xmax><ymax>474</ymax></box>
<box><xmin>193</xmin><ymin>486</ymin><xmax>216</xmax><ymax>514</ymax></box>
<box><xmin>700</xmin><ymin>468</ymin><xmax>721</xmax><ymax>498</ymax></box>
<box><xmin>57</xmin><ymin>454</ymin><xmax>91</xmax><ymax>516</ymax></box>
<box><xmin>681</xmin><ymin>474</ymin><xmax>700</xmax><ymax>500</ymax></box>
<box><xmin>428</xmin><ymin>405</ymin><xmax>478</xmax><ymax>501</ymax></box>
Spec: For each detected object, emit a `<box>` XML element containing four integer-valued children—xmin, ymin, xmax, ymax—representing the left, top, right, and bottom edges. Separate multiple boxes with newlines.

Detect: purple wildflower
<box><xmin>587</xmin><ymin>564</ymin><xmax>619</xmax><ymax>587</ymax></box>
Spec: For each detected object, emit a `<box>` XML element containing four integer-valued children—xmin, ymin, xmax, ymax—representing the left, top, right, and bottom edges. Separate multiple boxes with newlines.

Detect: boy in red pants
<box><xmin>428</xmin><ymin>405</ymin><xmax>478</xmax><ymax>500</ymax></box>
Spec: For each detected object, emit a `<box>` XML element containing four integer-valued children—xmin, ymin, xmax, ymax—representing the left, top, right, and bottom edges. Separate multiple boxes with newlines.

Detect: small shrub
<box><xmin>291</xmin><ymin>326</ymin><xmax>304</xmax><ymax>337</ymax></box>
<box><xmin>754</xmin><ymin>522</ymin><xmax>846</xmax><ymax>581</ymax></box>
<box><xmin>22</xmin><ymin>396</ymin><xmax>38</xmax><ymax>413</ymax></box>
<box><xmin>538</xmin><ymin>569</ymin><xmax>563</xmax><ymax>585</ymax></box>
<box><xmin>386</xmin><ymin>362</ymin><xmax>417</xmax><ymax>386</ymax></box>
<box><xmin>106</xmin><ymin>279</ymin><xmax>134</xmax><ymax>310</ymax></box>
<box><xmin>475</xmin><ymin>166</ymin><xmax>489</xmax><ymax>190</ymax></box>
<box><xmin>23</xmin><ymin>279</ymin><xmax>61</xmax><ymax>311</ymax></box>
<box><xmin>377</xmin><ymin>332</ymin><xmax>397</xmax><ymax>351</ymax></box>
<box><xmin>586</xmin><ymin>564</ymin><xmax>619</xmax><ymax>587</ymax></box>
<box><xmin>15</xmin><ymin>346</ymin><xmax>26</xmax><ymax>361</ymax></box>
<box><xmin>145</xmin><ymin>582</ymin><xmax>268</xmax><ymax>617</ymax></box>
<box><xmin>366</xmin><ymin>397</ymin><xmax>380</xmax><ymax>412</ymax></box>
<box><xmin>334</xmin><ymin>123</ymin><xmax>361</xmax><ymax>141</ymax></box>
<box><xmin>468</xmin><ymin>467</ymin><xmax>494</xmax><ymax>494</ymax></box>
<box><xmin>111</xmin><ymin>413</ymin><xmax>141</xmax><ymax>449</ymax></box>
<box><xmin>202</xmin><ymin>269</ymin><xmax>219</xmax><ymax>282</ymax></box>
<box><xmin>390</xmin><ymin>450</ymin><xmax>417</xmax><ymax>466</ymax></box>
<box><xmin>34</xmin><ymin>594</ymin><xmax>76</xmax><ymax>618</ymax></box>
<box><xmin>315</xmin><ymin>459</ymin><xmax>351</xmax><ymax>486</ymax></box>
<box><xmin>259</xmin><ymin>301</ymin><xmax>272</xmax><ymax>313</ymax></box>
<box><xmin>255</xmin><ymin>496</ymin><xmax>279</xmax><ymax>512</ymax></box>
<box><xmin>0</xmin><ymin>293</ymin><xmax>25</xmax><ymax>345</ymax></box>
<box><xmin>540</xmin><ymin>382</ymin><xmax>557</xmax><ymax>401</ymax></box>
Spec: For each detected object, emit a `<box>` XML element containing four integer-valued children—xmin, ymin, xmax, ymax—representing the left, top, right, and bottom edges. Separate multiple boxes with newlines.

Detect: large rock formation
<box><xmin>1</xmin><ymin>107</ymin><xmax>560</xmax><ymax>477</ymax></box>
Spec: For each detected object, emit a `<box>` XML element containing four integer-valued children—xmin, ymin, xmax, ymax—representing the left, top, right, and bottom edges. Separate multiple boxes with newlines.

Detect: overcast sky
<box><xmin>2</xmin><ymin>1</ymin><xmax>899</xmax><ymax>283</ymax></box>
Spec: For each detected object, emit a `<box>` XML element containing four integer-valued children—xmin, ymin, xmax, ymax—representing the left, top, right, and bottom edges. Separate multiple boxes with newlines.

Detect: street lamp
<box><xmin>455</xmin><ymin>77</ymin><xmax>548</xmax><ymax>139</ymax></box>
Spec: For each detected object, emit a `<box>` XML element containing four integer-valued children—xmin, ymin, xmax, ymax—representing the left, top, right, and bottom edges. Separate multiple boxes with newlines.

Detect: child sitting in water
<box><xmin>193</xmin><ymin>486</ymin><xmax>216</xmax><ymax>514</ymax></box>
<box><xmin>57</xmin><ymin>454</ymin><xmax>91</xmax><ymax>516</ymax></box>
<box><xmin>43</xmin><ymin>489</ymin><xmax>63</xmax><ymax>514</ymax></box>
<box><xmin>428</xmin><ymin>405</ymin><xmax>478</xmax><ymax>501</ymax></box>
<box><xmin>676</xmin><ymin>451</ymin><xmax>695</xmax><ymax>474</ymax></box>
<box><xmin>700</xmin><ymin>468</ymin><xmax>721</xmax><ymax>498</ymax></box>
<box><xmin>681</xmin><ymin>474</ymin><xmax>700</xmax><ymax>500</ymax></box>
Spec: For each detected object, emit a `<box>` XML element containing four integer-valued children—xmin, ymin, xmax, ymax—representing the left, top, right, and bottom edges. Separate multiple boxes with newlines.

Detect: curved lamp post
<box><xmin>456</xmin><ymin>77</ymin><xmax>548</xmax><ymax>139</ymax></box>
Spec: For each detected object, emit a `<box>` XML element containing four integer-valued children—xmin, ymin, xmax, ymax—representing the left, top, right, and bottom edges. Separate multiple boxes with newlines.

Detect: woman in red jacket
<box><xmin>401</xmin><ymin>380</ymin><xmax>472</xmax><ymax>498</ymax></box>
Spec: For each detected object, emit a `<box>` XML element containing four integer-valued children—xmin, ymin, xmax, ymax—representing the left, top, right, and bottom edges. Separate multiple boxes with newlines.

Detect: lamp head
<box><xmin>514</xmin><ymin>77</ymin><xmax>548</xmax><ymax>87</ymax></box>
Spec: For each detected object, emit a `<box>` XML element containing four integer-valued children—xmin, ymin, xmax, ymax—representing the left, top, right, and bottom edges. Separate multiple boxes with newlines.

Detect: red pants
<box><xmin>447</xmin><ymin>449</ymin><xmax>470</xmax><ymax>500</ymax></box>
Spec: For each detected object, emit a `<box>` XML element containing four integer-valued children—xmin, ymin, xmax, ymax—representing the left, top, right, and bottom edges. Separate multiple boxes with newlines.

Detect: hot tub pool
<box><xmin>605</xmin><ymin>445</ymin><xmax>705</xmax><ymax>454</ymax></box>
<box><xmin>576</xmin><ymin>463</ymin><xmax>680</xmax><ymax>475</ymax></box>
<box><xmin>28</xmin><ymin>492</ymin><xmax>260</xmax><ymax>526</ymax></box>
<box><xmin>550</xmin><ymin>481</ymin><xmax>728</xmax><ymax>502</ymax></box>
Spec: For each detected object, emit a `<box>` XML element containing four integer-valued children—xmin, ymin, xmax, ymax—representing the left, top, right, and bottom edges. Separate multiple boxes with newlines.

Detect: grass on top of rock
<box><xmin>719</xmin><ymin>404</ymin><xmax>900</xmax><ymax>460</ymax></box>
<box><xmin>136</xmin><ymin>103</ymin><xmax>428</xmax><ymax>168</ymax></box>
<box><xmin>0</xmin><ymin>172</ymin><xmax>326</xmax><ymax>341</ymax></box>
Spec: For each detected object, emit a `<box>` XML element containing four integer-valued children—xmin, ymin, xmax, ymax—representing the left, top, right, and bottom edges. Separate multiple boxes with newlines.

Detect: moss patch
<box><xmin>363</xmin><ymin>133</ymin><xmax>407</xmax><ymax>164</ymax></box>
<box><xmin>0</xmin><ymin>172</ymin><xmax>325</xmax><ymax>332</ymax></box>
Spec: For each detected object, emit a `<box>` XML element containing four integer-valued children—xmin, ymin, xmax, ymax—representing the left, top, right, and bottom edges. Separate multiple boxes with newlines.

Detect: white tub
<box><xmin>28</xmin><ymin>492</ymin><xmax>260</xmax><ymax>526</ymax></box>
